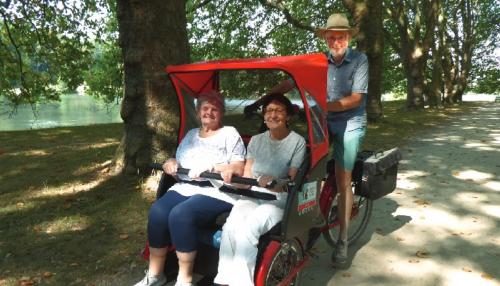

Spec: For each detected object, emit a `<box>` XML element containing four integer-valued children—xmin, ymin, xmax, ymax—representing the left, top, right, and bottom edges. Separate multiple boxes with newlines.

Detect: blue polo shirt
<box><xmin>327</xmin><ymin>48</ymin><xmax>369</xmax><ymax>134</ymax></box>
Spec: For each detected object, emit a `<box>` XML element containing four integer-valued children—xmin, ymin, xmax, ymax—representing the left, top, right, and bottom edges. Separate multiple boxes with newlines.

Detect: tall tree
<box><xmin>343</xmin><ymin>0</ymin><xmax>384</xmax><ymax>120</ymax></box>
<box><xmin>114</xmin><ymin>0</ymin><xmax>189</xmax><ymax>174</ymax></box>
<box><xmin>440</xmin><ymin>0</ymin><xmax>496</xmax><ymax>103</ymax></box>
<box><xmin>384</xmin><ymin>0</ymin><xmax>438</xmax><ymax>109</ymax></box>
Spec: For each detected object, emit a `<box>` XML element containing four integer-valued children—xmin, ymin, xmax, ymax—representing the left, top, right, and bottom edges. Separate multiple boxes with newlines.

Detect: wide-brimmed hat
<box><xmin>315</xmin><ymin>13</ymin><xmax>354</xmax><ymax>38</ymax></box>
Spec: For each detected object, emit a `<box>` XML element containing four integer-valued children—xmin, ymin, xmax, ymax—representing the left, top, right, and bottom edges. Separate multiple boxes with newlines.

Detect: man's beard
<box><xmin>330</xmin><ymin>47</ymin><xmax>347</xmax><ymax>58</ymax></box>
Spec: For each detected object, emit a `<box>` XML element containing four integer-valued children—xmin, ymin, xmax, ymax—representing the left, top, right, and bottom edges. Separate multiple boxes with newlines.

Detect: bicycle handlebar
<box><xmin>150</xmin><ymin>163</ymin><xmax>279</xmax><ymax>200</ymax></box>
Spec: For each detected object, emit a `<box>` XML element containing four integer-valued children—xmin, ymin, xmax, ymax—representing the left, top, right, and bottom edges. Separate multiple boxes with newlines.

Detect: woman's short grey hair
<box><xmin>196</xmin><ymin>90</ymin><xmax>225</xmax><ymax>113</ymax></box>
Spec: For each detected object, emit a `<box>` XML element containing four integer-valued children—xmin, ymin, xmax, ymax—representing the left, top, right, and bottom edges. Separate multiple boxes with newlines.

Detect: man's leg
<box><xmin>335</xmin><ymin>165</ymin><xmax>353</xmax><ymax>242</ymax></box>
<box><xmin>332</xmin><ymin>128</ymin><xmax>365</xmax><ymax>267</ymax></box>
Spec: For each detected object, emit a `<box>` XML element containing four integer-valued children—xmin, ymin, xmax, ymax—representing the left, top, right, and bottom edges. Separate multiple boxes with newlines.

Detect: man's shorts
<box><xmin>331</xmin><ymin>127</ymin><xmax>366</xmax><ymax>171</ymax></box>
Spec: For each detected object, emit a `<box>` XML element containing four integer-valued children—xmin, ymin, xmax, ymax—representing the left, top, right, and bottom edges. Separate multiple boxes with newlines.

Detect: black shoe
<box><xmin>332</xmin><ymin>240</ymin><xmax>348</xmax><ymax>269</ymax></box>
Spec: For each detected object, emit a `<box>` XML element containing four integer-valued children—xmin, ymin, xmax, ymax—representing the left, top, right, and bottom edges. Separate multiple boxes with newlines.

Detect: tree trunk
<box><xmin>428</xmin><ymin>8</ymin><xmax>442</xmax><ymax>108</ymax></box>
<box><xmin>114</xmin><ymin>0</ymin><xmax>189</xmax><ymax>175</ymax></box>
<box><xmin>345</xmin><ymin>0</ymin><xmax>385</xmax><ymax>122</ymax></box>
<box><xmin>403</xmin><ymin>47</ymin><xmax>425</xmax><ymax>109</ymax></box>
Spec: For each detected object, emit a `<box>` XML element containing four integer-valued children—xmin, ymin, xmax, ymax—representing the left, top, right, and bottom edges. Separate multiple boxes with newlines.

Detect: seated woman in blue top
<box><xmin>134</xmin><ymin>91</ymin><xmax>246</xmax><ymax>286</ymax></box>
<box><xmin>214</xmin><ymin>93</ymin><xmax>306</xmax><ymax>286</ymax></box>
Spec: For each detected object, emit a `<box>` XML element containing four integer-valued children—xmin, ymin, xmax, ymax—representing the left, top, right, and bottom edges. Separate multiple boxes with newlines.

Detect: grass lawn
<box><xmin>0</xmin><ymin>101</ymin><xmax>483</xmax><ymax>285</ymax></box>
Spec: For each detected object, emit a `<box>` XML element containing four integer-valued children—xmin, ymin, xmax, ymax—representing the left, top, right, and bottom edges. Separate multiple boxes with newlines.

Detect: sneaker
<box><xmin>134</xmin><ymin>270</ymin><xmax>167</xmax><ymax>286</ymax></box>
<box><xmin>332</xmin><ymin>239</ymin><xmax>348</xmax><ymax>268</ymax></box>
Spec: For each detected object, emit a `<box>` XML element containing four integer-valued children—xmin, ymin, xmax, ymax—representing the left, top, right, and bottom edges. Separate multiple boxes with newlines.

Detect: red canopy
<box><xmin>166</xmin><ymin>53</ymin><xmax>329</xmax><ymax>168</ymax></box>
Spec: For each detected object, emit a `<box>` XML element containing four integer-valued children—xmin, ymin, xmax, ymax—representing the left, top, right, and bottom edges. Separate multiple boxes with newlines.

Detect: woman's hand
<box><xmin>163</xmin><ymin>158</ymin><xmax>178</xmax><ymax>175</ymax></box>
<box><xmin>220</xmin><ymin>169</ymin><xmax>234</xmax><ymax>184</ymax></box>
<box><xmin>257</xmin><ymin>175</ymin><xmax>275</xmax><ymax>188</ymax></box>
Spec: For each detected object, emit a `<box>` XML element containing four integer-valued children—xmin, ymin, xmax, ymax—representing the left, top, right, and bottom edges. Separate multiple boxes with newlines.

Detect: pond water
<box><xmin>0</xmin><ymin>93</ymin><xmax>122</xmax><ymax>131</ymax></box>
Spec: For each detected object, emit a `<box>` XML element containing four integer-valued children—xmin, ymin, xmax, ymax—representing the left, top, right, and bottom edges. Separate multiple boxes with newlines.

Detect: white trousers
<box><xmin>214</xmin><ymin>196</ymin><xmax>286</xmax><ymax>286</ymax></box>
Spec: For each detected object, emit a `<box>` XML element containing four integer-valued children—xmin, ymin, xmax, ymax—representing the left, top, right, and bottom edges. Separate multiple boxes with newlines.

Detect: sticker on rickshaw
<box><xmin>298</xmin><ymin>181</ymin><xmax>318</xmax><ymax>215</ymax></box>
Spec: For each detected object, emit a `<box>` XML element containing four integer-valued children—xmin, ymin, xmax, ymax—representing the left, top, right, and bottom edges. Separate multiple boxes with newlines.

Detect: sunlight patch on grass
<box><xmin>0</xmin><ymin>200</ymin><xmax>36</xmax><ymax>215</ymax></box>
<box><xmin>7</xmin><ymin>149</ymin><xmax>53</xmax><ymax>157</ymax></box>
<box><xmin>45</xmin><ymin>215</ymin><xmax>90</xmax><ymax>234</ymax></box>
<box><xmin>72</xmin><ymin>160</ymin><xmax>113</xmax><ymax>176</ymax></box>
<box><xmin>74</xmin><ymin>141</ymin><xmax>120</xmax><ymax>150</ymax></box>
<box><xmin>29</xmin><ymin>175</ymin><xmax>114</xmax><ymax>199</ymax></box>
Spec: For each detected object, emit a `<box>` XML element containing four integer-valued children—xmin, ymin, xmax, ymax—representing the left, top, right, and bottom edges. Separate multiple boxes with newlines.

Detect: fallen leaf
<box><xmin>43</xmin><ymin>272</ymin><xmax>53</xmax><ymax>278</ymax></box>
<box><xmin>408</xmin><ymin>259</ymin><xmax>420</xmax><ymax>263</ymax></box>
<box><xmin>0</xmin><ymin>149</ymin><xmax>5</xmax><ymax>155</ymax></box>
<box><xmin>414</xmin><ymin>199</ymin><xmax>431</xmax><ymax>206</ymax></box>
<box><xmin>416</xmin><ymin>250</ymin><xmax>431</xmax><ymax>258</ymax></box>
<box><xmin>342</xmin><ymin>272</ymin><xmax>352</xmax><ymax>278</ymax></box>
<box><xmin>396</xmin><ymin>236</ymin><xmax>405</xmax><ymax>242</ymax></box>
<box><xmin>18</xmin><ymin>277</ymin><xmax>34</xmax><ymax>286</ymax></box>
<box><xmin>462</xmin><ymin>267</ymin><xmax>472</xmax><ymax>272</ymax></box>
<box><xmin>62</xmin><ymin>202</ymin><xmax>71</xmax><ymax>209</ymax></box>
<box><xmin>481</xmin><ymin>273</ymin><xmax>494</xmax><ymax>280</ymax></box>
<box><xmin>119</xmin><ymin>234</ymin><xmax>129</xmax><ymax>240</ymax></box>
<box><xmin>33</xmin><ymin>226</ymin><xmax>42</xmax><ymax>233</ymax></box>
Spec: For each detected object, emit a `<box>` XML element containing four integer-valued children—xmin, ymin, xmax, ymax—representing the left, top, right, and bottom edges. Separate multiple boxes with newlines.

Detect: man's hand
<box><xmin>244</xmin><ymin>103</ymin><xmax>260</xmax><ymax>118</ymax></box>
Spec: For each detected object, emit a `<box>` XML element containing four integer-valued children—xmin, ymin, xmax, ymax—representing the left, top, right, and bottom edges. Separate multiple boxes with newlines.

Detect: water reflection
<box><xmin>0</xmin><ymin>94</ymin><xmax>122</xmax><ymax>131</ymax></box>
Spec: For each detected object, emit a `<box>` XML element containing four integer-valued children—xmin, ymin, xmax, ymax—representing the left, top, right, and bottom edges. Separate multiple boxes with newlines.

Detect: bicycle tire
<box><xmin>263</xmin><ymin>239</ymin><xmax>303</xmax><ymax>286</ymax></box>
<box><xmin>323</xmin><ymin>193</ymin><xmax>373</xmax><ymax>247</ymax></box>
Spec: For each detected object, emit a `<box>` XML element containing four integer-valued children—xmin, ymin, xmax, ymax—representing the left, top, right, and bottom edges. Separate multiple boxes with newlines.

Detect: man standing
<box><xmin>246</xmin><ymin>12</ymin><xmax>368</xmax><ymax>269</ymax></box>
<box><xmin>315</xmin><ymin>13</ymin><xmax>368</xmax><ymax>268</ymax></box>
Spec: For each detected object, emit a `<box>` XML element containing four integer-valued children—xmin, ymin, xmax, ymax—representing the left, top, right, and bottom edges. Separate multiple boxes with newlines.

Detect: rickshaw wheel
<box><xmin>323</xmin><ymin>193</ymin><xmax>373</xmax><ymax>247</ymax></box>
<box><xmin>262</xmin><ymin>239</ymin><xmax>303</xmax><ymax>286</ymax></box>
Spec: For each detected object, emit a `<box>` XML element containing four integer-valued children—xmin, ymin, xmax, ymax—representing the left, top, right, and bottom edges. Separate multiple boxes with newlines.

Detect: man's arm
<box><xmin>245</xmin><ymin>79</ymin><xmax>295</xmax><ymax>115</ymax></box>
<box><xmin>326</xmin><ymin>92</ymin><xmax>364</xmax><ymax>112</ymax></box>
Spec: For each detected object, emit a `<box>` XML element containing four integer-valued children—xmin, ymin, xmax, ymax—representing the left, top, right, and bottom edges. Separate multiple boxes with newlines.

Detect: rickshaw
<box><xmin>145</xmin><ymin>53</ymin><xmax>401</xmax><ymax>285</ymax></box>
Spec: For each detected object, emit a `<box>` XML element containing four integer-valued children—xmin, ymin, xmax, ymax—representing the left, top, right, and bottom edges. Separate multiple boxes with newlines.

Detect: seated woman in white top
<box><xmin>214</xmin><ymin>93</ymin><xmax>306</xmax><ymax>286</ymax></box>
<box><xmin>134</xmin><ymin>91</ymin><xmax>246</xmax><ymax>286</ymax></box>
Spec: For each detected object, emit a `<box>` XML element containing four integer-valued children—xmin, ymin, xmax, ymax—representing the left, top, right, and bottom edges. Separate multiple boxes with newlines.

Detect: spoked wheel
<box><xmin>323</xmin><ymin>192</ymin><xmax>373</xmax><ymax>247</ymax></box>
<box><xmin>263</xmin><ymin>239</ymin><xmax>303</xmax><ymax>286</ymax></box>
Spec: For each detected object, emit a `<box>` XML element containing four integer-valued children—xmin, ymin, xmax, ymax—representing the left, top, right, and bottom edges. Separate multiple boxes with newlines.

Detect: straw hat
<box><xmin>315</xmin><ymin>13</ymin><xmax>354</xmax><ymax>38</ymax></box>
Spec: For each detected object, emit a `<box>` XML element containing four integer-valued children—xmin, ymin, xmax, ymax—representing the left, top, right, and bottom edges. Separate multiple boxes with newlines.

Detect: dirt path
<box><xmin>302</xmin><ymin>104</ymin><xmax>500</xmax><ymax>285</ymax></box>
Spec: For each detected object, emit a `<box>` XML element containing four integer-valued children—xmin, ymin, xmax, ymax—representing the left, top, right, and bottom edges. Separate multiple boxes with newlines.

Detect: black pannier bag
<box><xmin>352</xmin><ymin>148</ymin><xmax>402</xmax><ymax>200</ymax></box>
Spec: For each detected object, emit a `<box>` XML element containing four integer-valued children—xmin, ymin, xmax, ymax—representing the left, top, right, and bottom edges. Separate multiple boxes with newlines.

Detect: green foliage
<box><xmin>82</xmin><ymin>9</ymin><xmax>123</xmax><ymax>104</ymax></box>
<box><xmin>0</xmin><ymin>0</ymin><xmax>109</xmax><ymax>106</ymax></box>
<box><xmin>187</xmin><ymin>0</ymin><xmax>343</xmax><ymax>61</ymax></box>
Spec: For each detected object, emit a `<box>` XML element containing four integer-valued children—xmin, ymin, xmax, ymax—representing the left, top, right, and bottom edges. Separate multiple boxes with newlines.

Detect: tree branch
<box><xmin>1</xmin><ymin>10</ymin><xmax>25</xmax><ymax>92</ymax></box>
<box><xmin>258</xmin><ymin>0</ymin><xmax>315</xmax><ymax>32</ymax></box>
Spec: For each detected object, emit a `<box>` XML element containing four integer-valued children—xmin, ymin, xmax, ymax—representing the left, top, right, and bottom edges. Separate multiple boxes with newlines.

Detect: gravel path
<box><xmin>302</xmin><ymin>104</ymin><xmax>500</xmax><ymax>286</ymax></box>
